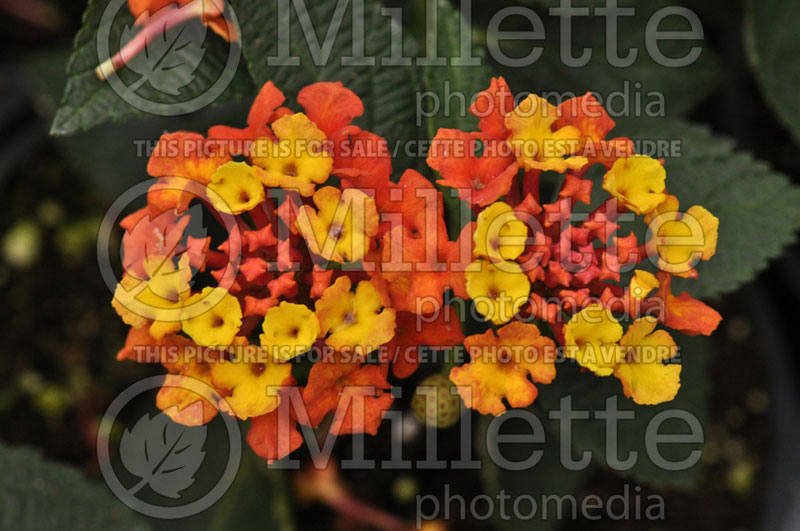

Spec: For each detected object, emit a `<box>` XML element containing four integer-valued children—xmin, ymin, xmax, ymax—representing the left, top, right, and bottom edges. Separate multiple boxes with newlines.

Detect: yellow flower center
<box><xmin>296</xmin><ymin>186</ymin><xmax>378</xmax><ymax>263</ymax></box>
<box><xmin>315</xmin><ymin>276</ymin><xmax>396</xmax><ymax>356</ymax></box>
<box><xmin>465</xmin><ymin>260</ymin><xmax>530</xmax><ymax>325</ymax></box>
<box><xmin>473</xmin><ymin>201</ymin><xmax>528</xmax><ymax>262</ymax></box>
<box><xmin>112</xmin><ymin>254</ymin><xmax>193</xmax><ymax>339</ymax></box>
<box><xmin>613</xmin><ymin>316</ymin><xmax>680</xmax><ymax>405</ymax></box>
<box><xmin>646</xmin><ymin>204</ymin><xmax>718</xmax><ymax>276</ymax></box>
<box><xmin>210</xmin><ymin>352</ymin><xmax>292</xmax><ymax>420</ymax></box>
<box><xmin>250</xmin><ymin>113</ymin><xmax>333</xmax><ymax>197</ymax></box>
<box><xmin>602</xmin><ymin>155</ymin><xmax>667</xmax><ymax>215</ymax></box>
<box><xmin>260</xmin><ymin>302</ymin><xmax>321</xmax><ymax>362</ymax></box>
<box><xmin>505</xmin><ymin>94</ymin><xmax>587</xmax><ymax>173</ymax></box>
<box><xmin>563</xmin><ymin>304</ymin><xmax>624</xmax><ymax>376</ymax></box>
<box><xmin>181</xmin><ymin>287</ymin><xmax>243</xmax><ymax>347</ymax></box>
<box><xmin>206</xmin><ymin>161</ymin><xmax>265</xmax><ymax>215</ymax></box>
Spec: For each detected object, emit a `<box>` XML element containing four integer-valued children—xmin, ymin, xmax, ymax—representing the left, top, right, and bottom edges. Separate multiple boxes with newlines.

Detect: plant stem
<box><xmin>95</xmin><ymin>2</ymin><xmax>206</xmax><ymax>80</ymax></box>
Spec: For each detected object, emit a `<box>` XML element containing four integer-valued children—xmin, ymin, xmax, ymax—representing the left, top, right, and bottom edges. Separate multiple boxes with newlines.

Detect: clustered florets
<box><xmin>112</xmin><ymin>77</ymin><xmax>721</xmax><ymax>462</ymax></box>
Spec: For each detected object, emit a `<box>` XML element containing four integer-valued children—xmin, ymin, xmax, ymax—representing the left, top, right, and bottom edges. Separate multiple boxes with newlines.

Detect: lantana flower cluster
<box><xmin>112</xmin><ymin>77</ymin><xmax>721</xmax><ymax>462</ymax></box>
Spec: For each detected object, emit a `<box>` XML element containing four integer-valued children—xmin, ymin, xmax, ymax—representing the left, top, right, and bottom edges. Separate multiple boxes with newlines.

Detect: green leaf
<box><xmin>231</xmin><ymin>0</ymin><xmax>421</xmax><ymax>172</ymax></box>
<box><xmin>204</xmin><ymin>447</ymin><xmax>294</xmax><ymax>531</ymax></box>
<box><xmin>482</xmin><ymin>0</ymin><xmax>721</xmax><ymax>116</ymax></box>
<box><xmin>745</xmin><ymin>0</ymin><xmax>800</xmax><ymax>145</ymax></box>
<box><xmin>0</xmin><ymin>439</ymin><xmax>150</xmax><ymax>530</ymax></box>
<box><xmin>535</xmin><ymin>334</ymin><xmax>713</xmax><ymax>489</ymax></box>
<box><xmin>419</xmin><ymin>0</ymin><xmax>491</xmax><ymax>135</ymax></box>
<box><xmin>417</xmin><ymin>0</ymin><xmax>491</xmax><ymax>235</ymax></box>
<box><xmin>110</xmin><ymin>410</ymin><xmax>295</xmax><ymax>531</ymax></box>
<box><xmin>478</xmin><ymin>334</ymin><xmax>709</xmax><ymax>526</ymax></box>
<box><xmin>51</xmin><ymin>0</ymin><xmax>253</xmax><ymax>136</ymax></box>
<box><xmin>21</xmin><ymin>44</ymin><xmax>252</xmax><ymax>201</ymax></box>
<box><xmin>614</xmin><ymin>117</ymin><xmax>800</xmax><ymax>298</ymax></box>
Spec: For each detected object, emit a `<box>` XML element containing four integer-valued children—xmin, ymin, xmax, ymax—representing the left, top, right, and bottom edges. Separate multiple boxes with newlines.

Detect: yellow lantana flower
<box><xmin>505</xmin><ymin>94</ymin><xmax>588</xmax><ymax>173</ymax></box>
<box><xmin>260</xmin><ymin>301</ymin><xmax>321</xmax><ymax>362</ymax></box>
<box><xmin>112</xmin><ymin>254</ymin><xmax>192</xmax><ymax>340</ymax></box>
<box><xmin>602</xmin><ymin>155</ymin><xmax>667</xmax><ymax>215</ymax></box>
<box><xmin>465</xmin><ymin>260</ymin><xmax>530</xmax><ymax>325</ymax></box>
<box><xmin>211</xmin><ymin>353</ymin><xmax>292</xmax><ymax>420</ymax></box>
<box><xmin>180</xmin><ymin>286</ymin><xmax>242</xmax><ymax>347</ymax></box>
<box><xmin>645</xmin><ymin>195</ymin><xmax>719</xmax><ymax>277</ymax></box>
<box><xmin>251</xmin><ymin>112</ymin><xmax>333</xmax><ymax>196</ymax></box>
<box><xmin>629</xmin><ymin>269</ymin><xmax>659</xmax><ymax>300</ymax></box>
<box><xmin>206</xmin><ymin>161</ymin><xmax>266</xmax><ymax>215</ymax></box>
<box><xmin>614</xmin><ymin>316</ymin><xmax>680</xmax><ymax>405</ymax></box>
<box><xmin>473</xmin><ymin>202</ymin><xmax>528</xmax><ymax>262</ymax></box>
<box><xmin>627</xmin><ymin>269</ymin><xmax>659</xmax><ymax>315</ymax></box>
<box><xmin>563</xmin><ymin>304</ymin><xmax>624</xmax><ymax>376</ymax></box>
<box><xmin>315</xmin><ymin>276</ymin><xmax>396</xmax><ymax>357</ymax></box>
<box><xmin>296</xmin><ymin>186</ymin><xmax>378</xmax><ymax>263</ymax></box>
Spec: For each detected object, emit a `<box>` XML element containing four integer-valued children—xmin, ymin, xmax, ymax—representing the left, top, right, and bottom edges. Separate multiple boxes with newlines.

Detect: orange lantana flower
<box><xmin>146</xmin><ymin>131</ymin><xmax>232</xmax><ymax>213</ymax></box>
<box><xmin>450</xmin><ymin>322</ymin><xmax>556</xmax><ymax>416</ymax></box>
<box><xmin>427</xmin><ymin>129</ymin><xmax>518</xmax><ymax>207</ymax></box>
<box><xmin>654</xmin><ymin>272</ymin><xmax>722</xmax><ymax>336</ymax></box>
<box><xmin>383</xmin><ymin>311</ymin><xmax>465</xmax><ymax>379</ymax></box>
<box><xmin>302</xmin><ymin>356</ymin><xmax>393</xmax><ymax>435</ymax></box>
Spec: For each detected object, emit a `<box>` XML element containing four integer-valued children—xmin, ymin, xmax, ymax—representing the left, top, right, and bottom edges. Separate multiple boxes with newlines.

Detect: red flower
<box><xmin>383</xmin><ymin>311</ymin><xmax>464</xmax><ymax>379</ymax></box>
<box><xmin>297</xmin><ymin>82</ymin><xmax>364</xmax><ymax>140</ymax></box>
<box><xmin>654</xmin><ymin>272</ymin><xmax>722</xmax><ymax>336</ymax></box>
<box><xmin>128</xmin><ymin>0</ymin><xmax>236</xmax><ymax>41</ymax></box>
<box><xmin>247</xmin><ymin>390</ymin><xmax>304</xmax><ymax>463</ymax></box>
<box><xmin>146</xmin><ymin>131</ymin><xmax>231</xmax><ymax>213</ymax></box>
<box><xmin>208</xmin><ymin>81</ymin><xmax>289</xmax><ymax>153</ymax></box>
<box><xmin>302</xmin><ymin>356</ymin><xmax>393</xmax><ymax>435</ymax></box>
<box><xmin>554</xmin><ymin>93</ymin><xmax>635</xmax><ymax>168</ymax></box>
<box><xmin>470</xmin><ymin>76</ymin><xmax>515</xmax><ymax>140</ymax></box>
<box><xmin>120</xmin><ymin>207</ymin><xmax>209</xmax><ymax>278</ymax></box>
<box><xmin>427</xmin><ymin>129</ymin><xmax>518</xmax><ymax>206</ymax></box>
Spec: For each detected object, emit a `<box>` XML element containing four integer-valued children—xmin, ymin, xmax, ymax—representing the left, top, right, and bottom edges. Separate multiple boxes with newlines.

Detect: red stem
<box><xmin>522</xmin><ymin>169</ymin><xmax>541</xmax><ymax>203</ymax></box>
<box><xmin>586</xmin><ymin>197</ymin><xmax>623</xmax><ymax>224</ymax></box>
<box><xmin>506</xmin><ymin>172</ymin><xmax>522</xmax><ymax>206</ymax></box>
<box><xmin>95</xmin><ymin>2</ymin><xmax>207</xmax><ymax>79</ymax></box>
<box><xmin>249</xmin><ymin>201</ymin><xmax>273</xmax><ymax>229</ymax></box>
<box><xmin>205</xmin><ymin>250</ymin><xmax>228</xmax><ymax>269</ymax></box>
